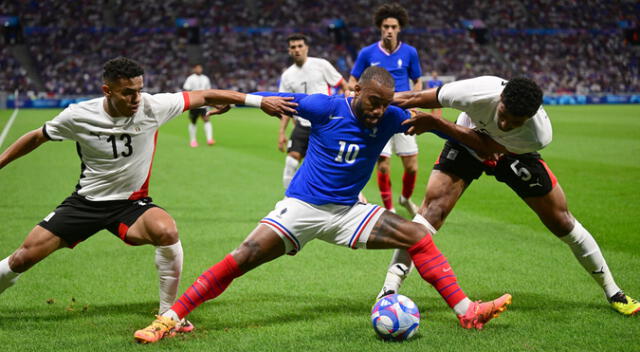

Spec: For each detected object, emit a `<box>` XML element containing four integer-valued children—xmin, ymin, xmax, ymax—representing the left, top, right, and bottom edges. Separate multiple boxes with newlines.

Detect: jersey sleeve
<box><xmin>438</xmin><ymin>76</ymin><xmax>503</xmax><ymax>111</ymax></box>
<box><xmin>408</xmin><ymin>47</ymin><xmax>422</xmax><ymax>81</ymax></box>
<box><xmin>252</xmin><ymin>92</ymin><xmax>332</xmax><ymax>124</ymax></box>
<box><xmin>204</xmin><ymin>76</ymin><xmax>211</xmax><ymax>90</ymax></box>
<box><xmin>350</xmin><ymin>49</ymin><xmax>368</xmax><ymax>79</ymax></box>
<box><xmin>182</xmin><ymin>76</ymin><xmax>192</xmax><ymax>91</ymax></box>
<box><xmin>388</xmin><ymin>106</ymin><xmax>412</xmax><ymax>134</ymax></box>
<box><xmin>43</xmin><ymin>107</ymin><xmax>76</xmax><ymax>141</ymax></box>
<box><xmin>320</xmin><ymin>59</ymin><xmax>344</xmax><ymax>87</ymax></box>
<box><xmin>148</xmin><ymin>92</ymin><xmax>188</xmax><ymax>126</ymax></box>
<box><xmin>278</xmin><ymin>75</ymin><xmax>290</xmax><ymax>92</ymax></box>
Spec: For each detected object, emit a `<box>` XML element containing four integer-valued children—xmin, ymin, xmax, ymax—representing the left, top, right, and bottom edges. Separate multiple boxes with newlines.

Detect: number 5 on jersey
<box><xmin>335</xmin><ymin>141</ymin><xmax>359</xmax><ymax>164</ymax></box>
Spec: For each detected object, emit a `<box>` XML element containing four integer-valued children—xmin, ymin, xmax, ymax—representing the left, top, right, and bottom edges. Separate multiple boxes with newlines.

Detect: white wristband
<box><xmin>244</xmin><ymin>94</ymin><xmax>263</xmax><ymax>107</ymax></box>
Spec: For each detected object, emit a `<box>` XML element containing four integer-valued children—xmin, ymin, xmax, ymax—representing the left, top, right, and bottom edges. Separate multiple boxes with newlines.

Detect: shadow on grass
<box><xmin>0</xmin><ymin>300</ymin><xmax>156</xmax><ymax>326</ymax></box>
<box><xmin>507</xmin><ymin>290</ymin><xmax>604</xmax><ymax>314</ymax></box>
<box><xmin>1</xmin><ymin>290</ymin><xmax>568</xmax><ymax>333</ymax></box>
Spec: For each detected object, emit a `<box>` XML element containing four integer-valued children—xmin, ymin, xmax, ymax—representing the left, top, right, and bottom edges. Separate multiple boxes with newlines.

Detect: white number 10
<box><xmin>335</xmin><ymin>141</ymin><xmax>360</xmax><ymax>164</ymax></box>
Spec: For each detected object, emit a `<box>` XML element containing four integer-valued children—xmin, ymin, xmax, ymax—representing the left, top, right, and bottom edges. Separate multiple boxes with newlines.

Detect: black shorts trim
<box><xmin>38</xmin><ymin>193</ymin><xmax>159</xmax><ymax>248</ymax></box>
<box><xmin>287</xmin><ymin>124</ymin><xmax>311</xmax><ymax>157</ymax></box>
<box><xmin>433</xmin><ymin>141</ymin><xmax>557</xmax><ymax>198</ymax></box>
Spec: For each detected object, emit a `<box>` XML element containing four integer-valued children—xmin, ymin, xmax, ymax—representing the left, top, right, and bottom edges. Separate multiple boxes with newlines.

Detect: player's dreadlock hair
<box><xmin>502</xmin><ymin>77</ymin><xmax>543</xmax><ymax>117</ymax></box>
<box><xmin>359</xmin><ymin>66</ymin><xmax>395</xmax><ymax>90</ymax></box>
<box><xmin>102</xmin><ymin>57</ymin><xmax>144</xmax><ymax>83</ymax></box>
<box><xmin>374</xmin><ymin>3</ymin><xmax>409</xmax><ymax>28</ymax></box>
<box><xmin>287</xmin><ymin>33</ymin><xmax>309</xmax><ymax>45</ymax></box>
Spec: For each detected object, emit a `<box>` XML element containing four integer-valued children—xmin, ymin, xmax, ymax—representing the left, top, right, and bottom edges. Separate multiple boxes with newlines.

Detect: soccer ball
<box><xmin>370</xmin><ymin>294</ymin><xmax>420</xmax><ymax>341</ymax></box>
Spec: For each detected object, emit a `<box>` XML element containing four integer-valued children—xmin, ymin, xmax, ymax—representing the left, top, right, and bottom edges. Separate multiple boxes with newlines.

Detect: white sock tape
<box><xmin>412</xmin><ymin>214</ymin><xmax>437</xmax><ymax>234</ymax></box>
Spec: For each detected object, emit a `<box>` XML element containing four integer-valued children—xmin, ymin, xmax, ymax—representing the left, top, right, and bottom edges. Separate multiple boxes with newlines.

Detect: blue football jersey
<box><xmin>350</xmin><ymin>42</ymin><xmax>422</xmax><ymax>92</ymax></box>
<box><xmin>255</xmin><ymin>92</ymin><xmax>411</xmax><ymax>205</ymax></box>
<box><xmin>427</xmin><ymin>79</ymin><xmax>443</xmax><ymax>89</ymax></box>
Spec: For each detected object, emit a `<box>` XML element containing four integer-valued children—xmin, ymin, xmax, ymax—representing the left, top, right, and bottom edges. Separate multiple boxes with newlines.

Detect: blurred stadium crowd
<box><xmin>1</xmin><ymin>0</ymin><xmax>638</xmax><ymax>96</ymax></box>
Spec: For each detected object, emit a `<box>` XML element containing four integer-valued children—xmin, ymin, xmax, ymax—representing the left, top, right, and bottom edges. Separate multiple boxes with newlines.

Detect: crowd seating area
<box><xmin>1</xmin><ymin>0</ymin><xmax>638</xmax><ymax>95</ymax></box>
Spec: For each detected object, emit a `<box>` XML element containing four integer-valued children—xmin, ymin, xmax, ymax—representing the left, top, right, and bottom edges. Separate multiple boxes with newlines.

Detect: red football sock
<box><xmin>408</xmin><ymin>235</ymin><xmax>467</xmax><ymax>308</ymax></box>
<box><xmin>401</xmin><ymin>171</ymin><xmax>417</xmax><ymax>199</ymax></box>
<box><xmin>377</xmin><ymin>171</ymin><xmax>393</xmax><ymax>209</ymax></box>
<box><xmin>172</xmin><ymin>254</ymin><xmax>243</xmax><ymax>319</ymax></box>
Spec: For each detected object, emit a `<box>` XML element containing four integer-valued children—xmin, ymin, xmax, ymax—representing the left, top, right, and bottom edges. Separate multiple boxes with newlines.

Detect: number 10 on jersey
<box><xmin>334</xmin><ymin>141</ymin><xmax>359</xmax><ymax>164</ymax></box>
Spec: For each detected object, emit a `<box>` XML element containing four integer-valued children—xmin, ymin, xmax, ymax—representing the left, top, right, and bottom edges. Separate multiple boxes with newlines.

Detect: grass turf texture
<box><xmin>0</xmin><ymin>105</ymin><xmax>638</xmax><ymax>351</ymax></box>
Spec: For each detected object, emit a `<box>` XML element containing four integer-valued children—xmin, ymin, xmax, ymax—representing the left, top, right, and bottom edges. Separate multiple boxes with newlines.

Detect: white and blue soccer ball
<box><xmin>371</xmin><ymin>294</ymin><xmax>420</xmax><ymax>341</ymax></box>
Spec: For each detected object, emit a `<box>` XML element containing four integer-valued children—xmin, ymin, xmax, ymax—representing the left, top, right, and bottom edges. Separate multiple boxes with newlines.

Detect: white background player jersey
<box><xmin>44</xmin><ymin>92</ymin><xmax>188</xmax><ymax>201</ymax></box>
<box><xmin>183</xmin><ymin>73</ymin><xmax>211</xmax><ymax>91</ymax></box>
<box><xmin>279</xmin><ymin>57</ymin><xmax>344</xmax><ymax>127</ymax></box>
<box><xmin>438</xmin><ymin>76</ymin><xmax>552</xmax><ymax>154</ymax></box>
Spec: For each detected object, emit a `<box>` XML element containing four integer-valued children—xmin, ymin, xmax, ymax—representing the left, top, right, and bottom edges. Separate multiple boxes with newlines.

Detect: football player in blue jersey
<box><xmin>349</xmin><ymin>3</ymin><xmax>422</xmax><ymax>219</ymax></box>
<box><xmin>134</xmin><ymin>66</ymin><xmax>511</xmax><ymax>343</ymax></box>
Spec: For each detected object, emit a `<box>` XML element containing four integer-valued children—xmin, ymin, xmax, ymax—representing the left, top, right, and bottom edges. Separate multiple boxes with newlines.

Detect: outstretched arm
<box><xmin>403</xmin><ymin>112</ymin><xmax>508</xmax><ymax>157</ymax></box>
<box><xmin>393</xmin><ymin>88</ymin><xmax>442</xmax><ymax>109</ymax></box>
<box><xmin>0</xmin><ymin>128</ymin><xmax>50</xmax><ymax>170</ymax></box>
<box><xmin>188</xmin><ymin>90</ymin><xmax>297</xmax><ymax>117</ymax></box>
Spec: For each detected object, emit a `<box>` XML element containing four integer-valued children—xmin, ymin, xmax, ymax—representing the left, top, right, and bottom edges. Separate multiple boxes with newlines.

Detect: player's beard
<box><xmin>353</xmin><ymin>98</ymin><xmax>380</xmax><ymax>129</ymax></box>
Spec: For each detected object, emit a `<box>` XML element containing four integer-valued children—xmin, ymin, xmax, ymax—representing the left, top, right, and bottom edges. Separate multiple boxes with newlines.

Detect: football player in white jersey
<box><xmin>183</xmin><ymin>63</ymin><xmax>214</xmax><ymax>147</ymax></box>
<box><xmin>277</xmin><ymin>33</ymin><xmax>349</xmax><ymax>189</ymax></box>
<box><xmin>378</xmin><ymin>76</ymin><xmax>639</xmax><ymax>316</ymax></box>
<box><xmin>0</xmin><ymin>57</ymin><xmax>297</xmax><ymax>331</ymax></box>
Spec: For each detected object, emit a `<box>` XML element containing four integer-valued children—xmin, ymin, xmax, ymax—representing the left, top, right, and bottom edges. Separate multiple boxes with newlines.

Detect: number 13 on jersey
<box><xmin>334</xmin><ymin>141</ymin><xmax>360</xmax><ymax>164</ymax></box>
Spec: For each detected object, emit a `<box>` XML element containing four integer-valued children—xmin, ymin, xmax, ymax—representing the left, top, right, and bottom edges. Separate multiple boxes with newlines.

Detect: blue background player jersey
<box><xmin>350</xmin><ymin>42</ymin><xmax>422</xmax><ymax>92</ymax></box>
<box><xmin>255</xmin><ymin>92</ymin><xmax>411</xmax><ymax>205</ymax></box>
<box><xmin>427</xmin><ymin>78</ymin><xmax>443</xmax><ymax>89</ymax></box>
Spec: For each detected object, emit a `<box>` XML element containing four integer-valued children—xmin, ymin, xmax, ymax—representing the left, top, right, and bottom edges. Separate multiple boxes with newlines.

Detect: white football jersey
<box><xmin>279</xmin><ymin>57</ymin><xmax>344</xmax><ymax>127</ymax></box>
<box><xmin>183</xmin><ymin>73</ymin><xmax>211</xmax><ymax>91</ymax></box>
<box><xmin>44</xmin><ymin>92</ymin><xmax>188</xmax><ymax>201</ymax></box>
<box><xmin>438</xmin><ymin>76</ymin><xmax>552</xmax><ymax>155</ymax></box>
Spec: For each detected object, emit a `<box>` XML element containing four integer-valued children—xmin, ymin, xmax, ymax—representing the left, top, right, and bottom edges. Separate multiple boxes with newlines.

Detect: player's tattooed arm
<box><xmin>189</xmin><ymin>90</ymin><xmax>298</xmax><ymax>117</ymax></box>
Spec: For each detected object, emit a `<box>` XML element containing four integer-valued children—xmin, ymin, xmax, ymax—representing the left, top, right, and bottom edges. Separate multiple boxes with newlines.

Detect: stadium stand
<box><xmin>1</xmin><ymin>0</ymin><xmax>638</xmax><ymax>95</ymax></box>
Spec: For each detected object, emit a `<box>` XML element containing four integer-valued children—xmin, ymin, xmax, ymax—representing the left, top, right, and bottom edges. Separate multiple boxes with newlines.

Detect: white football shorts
<box><xmin>260</xmin><ymin>197</ymin><xmax>385</xmax><ymax>255</ymax></box>
<box><xmin>380</xmin><ymin>133</ymin><xmax>418</xmax><ymax>157</ymax></box>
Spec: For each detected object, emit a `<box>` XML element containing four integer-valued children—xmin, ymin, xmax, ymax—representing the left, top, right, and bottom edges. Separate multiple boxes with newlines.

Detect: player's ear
<box><xmin>101</xmin><ymin>84</ymin><xmax>111</xmax><ymax>97</ymax></box>
<box><xmin>354</xmin><ymin>84</ymin><xmax>362</xmax><ymax>96</ymax></box>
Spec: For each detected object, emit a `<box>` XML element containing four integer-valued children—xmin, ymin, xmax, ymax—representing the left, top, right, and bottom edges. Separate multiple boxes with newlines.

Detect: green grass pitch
<box><xmin>0</xmin><ymin>105</ymin><xmax>638</xmax><ymax>351</ymax></box>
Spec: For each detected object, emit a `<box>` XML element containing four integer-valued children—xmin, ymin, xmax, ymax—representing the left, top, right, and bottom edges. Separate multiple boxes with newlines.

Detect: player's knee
<box><xmin>549</xmin><ymin>211</ymin><xmax>575</xmax><ymax>237</ymax></box>
<box><xmin>232</xmin><ymin>240</ymin><xmax>263</xmax><ymax>271</ymax></box>
<box><xmin>9</xmin><ymin>247</ymin><xmax>38</xmax><ymax>273</ymax></box>
<box><xmin>377</xmin><ymin>160</ymin><xmax>390</xmax><ymax>174</ymax></box>
<box><xmin>405</xmin><ymin>164</ymin><xmax>418</xmax><ymax>174</ymax></box>
<box><xmin>151</xmin><ymin>224</ymin><xmax>179</xmax><ymax>246</ymax></box>
<box><xmin>423</xmin><ymin>204</ymin><xmax>447</xmax><ymax>230</ymax></box>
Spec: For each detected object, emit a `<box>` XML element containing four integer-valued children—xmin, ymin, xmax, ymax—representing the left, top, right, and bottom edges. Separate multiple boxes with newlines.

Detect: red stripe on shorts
<box><xmin>538</xmin><ymin>159</ymin><xmax>558</xmax><ymax>187</ymax></box>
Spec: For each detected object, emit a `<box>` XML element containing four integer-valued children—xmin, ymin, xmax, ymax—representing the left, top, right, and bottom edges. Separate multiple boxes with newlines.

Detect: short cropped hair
<box><xmin>374</xmin><ymin>3</ymin><xmax>409</xmax><ymax>28</ymax></box>
<box><xmin>502</xmin><ymin>77</ymin><xmax>543</xmax><ymax>117</ymax></box>
<box><xmin>103</xmin><ymin>57</ymin><xmax>144</xmax><ymax>83</ymax></box>
<box><xmin>359</xmin><ymin>66</ymin><xmax>395</xmax><ymax>90</ymax></box>
<box><xmin>287</xmin><ymin>33</ymin><xmax>309</xmax><ymax>45</ymax></box>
